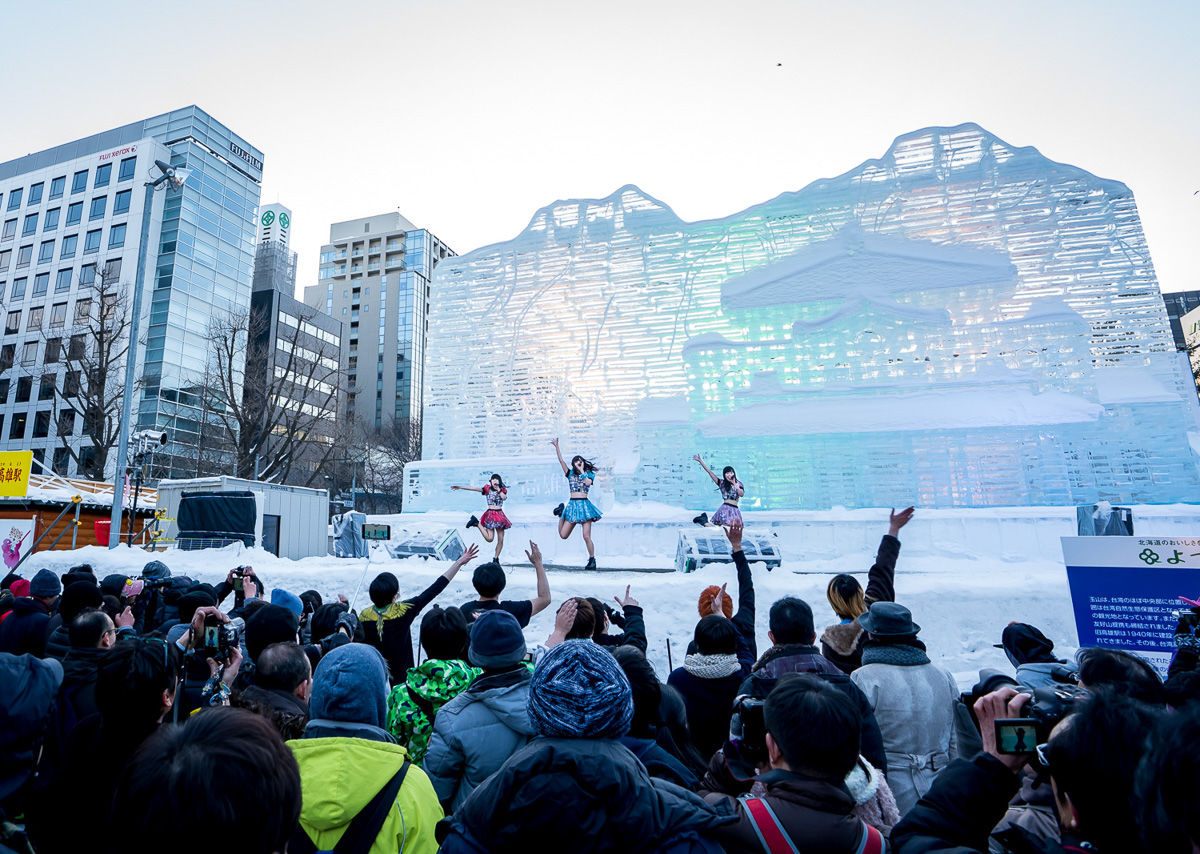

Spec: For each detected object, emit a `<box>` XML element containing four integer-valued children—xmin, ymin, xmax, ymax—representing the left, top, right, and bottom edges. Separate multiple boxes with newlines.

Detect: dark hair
<box><xmin>1045</xmin><ymin>690</ymin><xmax>1161</xmax><ymax>851</ymax></box>
<box><xmin>612</xmin><ymin>646</ymin><xmax>662</xmax><ymax>737</ymax></box>
<box><xmin>368</xmin><ymin>571</ymin><xmax>400</xmax><ymax>608</ymax></box>
<box><xmin>300</xmin><ymin>589</ymin><xmax>323</xmax><ymax>614</ymax></box>
<box><xmin>420</xmin><ymin>605</ymin><xmax>469</xmax><ymax>661</ymax></box>
<box><xmin>95</xmin><ymin>639</ymin><xmax>178</xmax><ymax>737</ymax></box>
<box><xmin>70</xmin><ymin>608</ymin><xmax>112</xmax><ymax>648</ymax></box>
<box><xmin>1</xmin><ymin>570</ymin><xmax>19</xmax><ymax>590</ymax></box>
<box><xmin>1164</xmin><ymin>669</ymin><xmax>1200</xmax><ymax>710</ymax></box>
<box><xmin>694</xmin><ymin>614</ymin><xmax>738</xmax><ymax>656</ymax></box>
<box><xmin>60</xmin><ymin>581</ymin><xmax>103</xmax><ymax>622</ymax></box>
<box><xmin>1077</xmin><ymin>647</ymin><xmax>1164</xmax><ymax>705</ymax></box>
<box><xmin>111</xmin><ymin>708</ymin><xmax>301</xmax><ymax>854</ymax></box>
<box><xmin>246</xmin><ymin>605</ymin><xmax>300</xmax><ymax>663</ymax></box>
<box><xmin>764</xmin><ymin>673</ymin><xmax>860</xmax><ymax>779</ymax></box>
<box><xmin>311</xmin><ymin>602</ymin><xmax>349</xmax><ymax>641</ymax></box>
<box><xmin>570</xmin><ymin>455</ymin><xmax>595</xmax><ymax>474</ymax></box>
<box><xmin>658</xmin><ymin>684</ymin><xmax>709</xmax><ymax>775</ymax></box>
<box><xmin>586</xmin><ymin>597</ymin><xmax>608</xmax><ymax>639</ymax></box>
<box><xmin>563</xmin><ymin>597</ymin><xmax>596</xmax><ymax>640</ymax></box>
<box><xmin>769</xmin><ymin>597</ymin><xmax>815</xmax><ymax>645</ymax></box>
<box><xmin>473</xmin><ymin>562</ymin><xmax>506</xmax><ymax>598</ymax></box>
<box><xmin>1137</xmin><ymin>704</ymin><xmax>1200</xmax><ymax>851</ymax></box>
<box><xmin>255</xmin><ymin>642</ymin><xmax>311</xmax><ymax>693</ymax></box>
<box><xmin>489</xmin><ymin>473</ymin><xmax>505</xmax><ymax>489</ymax></box>
<box><xmin>721</xmin><ymin>466</ymin><xmax>736</xmax><ymax>481</ymax></box>
<box><xmin>101</xmin><ymin>593</ymin><xmax>123</xmax><ymax>622</ymax></box>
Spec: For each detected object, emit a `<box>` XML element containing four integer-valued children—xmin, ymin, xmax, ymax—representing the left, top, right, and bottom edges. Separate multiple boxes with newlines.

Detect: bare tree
<box><xmin>203</xmin><ymin>303</ymin><xmax>343</xmax><ymax>484</ymax></box>
<box><xmin>343</xmin><ymin>417</ymin><xmax>423</xmax><ymax>513</ymax></box>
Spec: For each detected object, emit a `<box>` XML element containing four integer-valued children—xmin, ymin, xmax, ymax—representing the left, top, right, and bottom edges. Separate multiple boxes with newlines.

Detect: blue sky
<box><xmin>2</xmin><ymin>0</ymin><xmax>1196</xmax><ymax>293</ymax></box>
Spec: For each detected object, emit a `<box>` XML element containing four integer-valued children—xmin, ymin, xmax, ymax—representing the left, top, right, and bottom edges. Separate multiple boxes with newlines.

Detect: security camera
<box><xmin>134</xmin><ymin>429</ymin><xmax>168</xmax><ymax>446</ymax></box>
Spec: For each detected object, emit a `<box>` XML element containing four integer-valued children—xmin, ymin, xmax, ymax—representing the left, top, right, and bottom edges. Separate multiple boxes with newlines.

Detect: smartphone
<box><xmin>994</xmin><ymin>719</ymin><xmax>1036</xmax><ymax>754</ymax></box>
<box><xmin>203</xmin><ymin>614</ymin><xmax>221</xmax><ymax>652</ymax></box>
<box><xmin>233</xmin><ymin>568</ymin><xmax>244</xmax><ymax>592</ymax></box>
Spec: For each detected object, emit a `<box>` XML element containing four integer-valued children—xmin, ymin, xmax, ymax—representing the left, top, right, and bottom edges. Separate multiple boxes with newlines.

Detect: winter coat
<box><xmin>288</xmin><ymin>733</ymin><xmax>442</xmax><ymax>854</ymax></box>
<box><xmin>44</xmin><ymin>624</ymin><xmax>71</xmax><ymax>661</ymax></box>
<box><xmin>424</xmin><ymin>666</ymin><xmax>533</xmax><ymax>812</ymax></box>
<box><xmin>440</xmin><ymin>737</ymin><xmax>736</xmax><ymax>854</ymax></box>
<box><xmin>359</xmin><ymin>575</ymin><xmax>449</xmax><ymax>683</ymax></box>
<box><xmin>593</xmin><ymin>603</ymin><xmax>648</xmax><ymax>653</ymax></box>
<box><xmin>851</xmin><ymin>647</ymin><xmax>960</xmax><ymax>815</ymax></box>
<box><xmin>386</xmin><ymin>658</ymin><xmax>480</xmax><ymax>764</ymax></box>
<box><xmin>891</xmin><ymin>752</ymin><xmax>1091</xmax><ymax>854</ymax></box>
<box><xmin>0</xmin><ymin>598</ymin><xmax>52</xmax><ymax>658</ymax></box>
<box><xmin>820</xmin><ymin>534</ymin><xmax>899</xmax><ymax>674</ymax></box>
<box><xmin>0</xmin><ymin>653</ymin><xmax>62</xmax><ymax>812</ymax></box>
<box><xmin>42</xmin><ymin>645</ymin><xmax>106</xmax><ymax>769</ymax></box>
<box><xmin>620</xmin><ymin>735</ymin><xmax>701</xmax><ymax>790</ymax></box>
<box><xmin>745</xmin><ymin>645</ymin><xmax>888</xmax><ymax>773</ymax></box>
<box><xmin>703</xmin><ymin>769</ymin><xmax>873</xmax><ymax>854</ymax></box>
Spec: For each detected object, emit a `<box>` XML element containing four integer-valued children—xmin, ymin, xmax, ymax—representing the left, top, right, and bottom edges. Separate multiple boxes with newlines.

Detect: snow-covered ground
<box><xmin>25</xmin><ymin>533</ymin><xmax>1080</xmax><ymax>690</ymax></box>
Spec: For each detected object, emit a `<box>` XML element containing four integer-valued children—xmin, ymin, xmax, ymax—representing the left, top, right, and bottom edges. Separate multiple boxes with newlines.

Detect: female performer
<box><xmin>691</xmin><ymin>454</ymin><xmax>744</xmax><ymax>527</ymax></box>
<box><xmin>452</xmin><ymin>474</ymin><xmax>512</xmax><ymax>560</ymax></box>
<box><xmin>551</xmin><ymin>437</ymin><xmax>600</xmax><ymax>570</ymax></box>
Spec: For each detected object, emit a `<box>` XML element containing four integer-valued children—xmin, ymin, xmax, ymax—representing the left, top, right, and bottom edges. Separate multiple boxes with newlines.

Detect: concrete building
<box><xmin>303</xmin><ymin>212</ymin><xmax>453</xmax><ymax>440</ymax></box>
<box><xmin>1182</xmin><ymin>304</ymin><xmax>1200</xmax><ymax>401</ymax></box>
<box><xmin>0</xmin><ymin>106</ymin><xmax>264</xmax><ymax>479</ymax></box>
<box><xmin>1163</xmin><ymin>289</ymin><xmax>1200</xmax><ymax>351</ymax></box>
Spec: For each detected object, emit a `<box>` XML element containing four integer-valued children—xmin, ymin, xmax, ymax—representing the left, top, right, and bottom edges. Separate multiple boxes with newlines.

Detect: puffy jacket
<box><xmin>820</xmin><ymin>534</ymin><xmax>899</xmax><ymax>674</ymax></box>
<box><xmin>44</xmin><ymin>624</ymin><xmax>71</xmax><ymax>661</ymax></box>
<box><xmin>441</xmin><ymin>737</ymin><xmax>735</xmax><ymax>853</ymax></box>
<box><xmin>424</xmin><ymin>666</ymin><xmax>533</xmax><ymax>812</ymax></box>
<box><xmin>288</xmin><ymin>735</ymin><xmax>442</xmax><ymax>854</ymax></box>
<box><xmin>386</xmin><ymin>658</ymin><xmax>480</xmax><ymax>764</ymax></box>
<box><xmin>852</xmin><ymin>656</ymin><xmax>960</xmax><ymax>815</ymax></box>
<box><xmin>0</xmin><ymin>598</ymin><xmax>52</xmax><ymax>658</ymax></box>
<box><xmin>0</xmin><ymin>653</ymin><xmax>62</xmax><ymax>810</ymax></box>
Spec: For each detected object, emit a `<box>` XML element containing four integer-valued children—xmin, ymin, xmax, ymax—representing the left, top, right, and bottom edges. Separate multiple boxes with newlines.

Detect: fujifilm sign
<box><xmin>229</xmin><ymin>141</ymin><xmax>262</xmax><ymax>171</ymax></box>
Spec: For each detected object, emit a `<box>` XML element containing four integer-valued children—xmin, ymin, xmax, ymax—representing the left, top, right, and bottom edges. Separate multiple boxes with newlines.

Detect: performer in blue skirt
<box><xmin>551</xmin><ymin>437</ymin><xmax>600</xmax><ymax>569</ymax></box>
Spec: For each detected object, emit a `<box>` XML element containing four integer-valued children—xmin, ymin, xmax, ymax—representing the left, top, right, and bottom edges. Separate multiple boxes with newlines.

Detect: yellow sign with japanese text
<box><xmin>0</xmin><ymin>451</ymin><xmax>32</xmax><ymax>497</ymax></box>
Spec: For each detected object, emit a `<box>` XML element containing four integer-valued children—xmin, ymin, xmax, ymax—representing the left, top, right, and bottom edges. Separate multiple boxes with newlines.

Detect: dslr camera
<box><xmin>200</xmin><ymin>615</ymin><xmax>242</xmax><ymax>662</ymax></box>
<box><xmin>729</xmin><ymin>694</ymin><xmax>768</xmax><ymax>764</ymax></box>
<box><xmin>994</xmin><ymin>682</ymin><xmax>1088</xmax><ymax>754</ymax></box>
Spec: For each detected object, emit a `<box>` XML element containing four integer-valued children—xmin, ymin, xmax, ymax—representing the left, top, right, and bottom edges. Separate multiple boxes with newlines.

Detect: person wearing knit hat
<box><xmin>0</xmin><ymin>570</ymin><xmax>62</xmax><ymax>657</ymax></box>
<box><xmin>425</xmin><ymin>609</ymin><xmax>534</xmax><ymax>812</ymax></box>
<box><xmin>29</xmin><ymin>569</ymin><xmax>62</xmax><ymax>599</ymax></box>
<box><xmin>246</xmin><ymin>604</ymin><xmax>299</xmax><ymax>663</ymax></box>
<box><xmin>440</xmin><ymin>639</ymin><xmax>736</xmax><ymax>852</ymax></box>
<box><xmin>141</xmin><ymin>560</ymin><xmax>170</xmax><ymax>580</ymax></box>
<box><xmin>45</xmin><ymin>582</ymin><xmax>104</xmax><ymax>661</ymax></box>
<box><xmin>271</xmin><ymin>588</ymin><xmax>304</xmax><ymax>618</ymax></box>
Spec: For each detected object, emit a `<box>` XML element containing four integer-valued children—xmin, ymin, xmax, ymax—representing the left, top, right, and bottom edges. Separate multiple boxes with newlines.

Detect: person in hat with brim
<box><xmin>850</xmin><ymin>601</ymin><xmax>961</xmax><ymax>815</ymax></box>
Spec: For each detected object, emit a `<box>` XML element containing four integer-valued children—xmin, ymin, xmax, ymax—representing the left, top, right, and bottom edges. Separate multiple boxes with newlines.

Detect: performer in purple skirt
<box><xmin>453</xmin><ymin>473</ymin><xmax>512</xmax><ymax>560</ymax></box>
<box><xmin>691</xmin><ymin>454</ymin><xmax>744</xmax><ymax>527</ymax></box>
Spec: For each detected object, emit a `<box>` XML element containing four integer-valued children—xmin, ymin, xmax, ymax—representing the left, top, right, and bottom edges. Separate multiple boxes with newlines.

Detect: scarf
<box><xmin>683</xmin><ymin>652</ymin><xmax>741</xmax><ymax>679</ymax></box>
<box><xmin>860</xmin><ymin>641</ymin><xmax>930</xmax><ymax>667</ymax></box>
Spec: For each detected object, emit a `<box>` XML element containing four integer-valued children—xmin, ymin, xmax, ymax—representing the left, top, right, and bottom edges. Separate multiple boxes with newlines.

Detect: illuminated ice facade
<box><xmin>408</xmin><ymin>123</ymin><xmax>1200</xmax><ymax>512</ymax></box>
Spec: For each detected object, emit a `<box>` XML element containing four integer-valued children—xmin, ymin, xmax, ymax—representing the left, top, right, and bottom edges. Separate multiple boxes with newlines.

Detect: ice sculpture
<box><xmin>410</xmin><ymin>123</ymin><xmax>1200</xmax><ymax>511</ymax></box>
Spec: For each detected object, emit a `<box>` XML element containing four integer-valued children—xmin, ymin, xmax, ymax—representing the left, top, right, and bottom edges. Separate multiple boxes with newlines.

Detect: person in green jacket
<box><xmin>387</xmin><ymin>606</ymin><xmax>480</xmax><ymax>763</ymax></box>
<box><xmin>289</xmin><ymin>642</ymin><xmax>443</xmax><ymax>854</ymax></box>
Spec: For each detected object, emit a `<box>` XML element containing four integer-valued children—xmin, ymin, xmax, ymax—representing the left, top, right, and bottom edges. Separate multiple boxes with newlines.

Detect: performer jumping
<box><xmin>691</xmin><ymin>454</ymin><xmax>744</xmax><ymax>527</ymax></box>
<box><xmin>452</xmin><ymin>474</ymin><xmax>512</xmax><ymax>560</ymax></box>
<box><xmin>551</xmin><ymin>437</ymin><xmax>600</xmax><ymax>569</ymax></box>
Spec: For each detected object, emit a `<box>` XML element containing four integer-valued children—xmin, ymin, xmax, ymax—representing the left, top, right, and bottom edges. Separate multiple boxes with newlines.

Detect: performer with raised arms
<box><xmin>452</xmin><ymin>473</ymin><xmax>512</xmax><ymax>561</ymax></box>
<box><xmin>692</xmin><ymin>454</ymin><xmax>744</xmax><ymax>527</ymax></box>
<box><xmin>551</xmin><ymin>437</ymin><xmax>601</xmax><ymax>570</ymax></box>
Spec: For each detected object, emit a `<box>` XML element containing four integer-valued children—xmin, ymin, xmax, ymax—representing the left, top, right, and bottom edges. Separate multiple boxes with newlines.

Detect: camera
<box><xmin>200</xmin><ymin>614</ymin><xmax>242</xmax><ymax>661</ymax></box>
<box><xmin>729</xmin><ymin>694</ymin><xmax>768</xmax><ymax>763</ymax></box>
<box><xmin>994</xmin><ymin>682</ymin><xmax>1088</xmax><ymax>754</ymax></box>
<box><xmin>232</xmin><ymin>566</ymin><xmax>247</xmax><ymax>592</ymax></box>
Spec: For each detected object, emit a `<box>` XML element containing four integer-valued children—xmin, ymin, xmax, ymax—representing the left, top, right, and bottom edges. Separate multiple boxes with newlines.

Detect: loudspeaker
<box><xmin>675</xmin><ymin>529</ymin><xmax>782</xmax><ymax>573</ymax></box>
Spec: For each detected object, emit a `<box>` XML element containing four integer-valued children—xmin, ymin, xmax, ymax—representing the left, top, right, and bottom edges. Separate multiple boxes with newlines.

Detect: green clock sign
<box><xmin>279</xmin><ymin>212</ymin><xmax>290</xmax><ymax>229</ymax></box>
<box><xmin>261</xmin><ymin>210</ymin><xmax>275</xmax><ymax>227</ymax></box>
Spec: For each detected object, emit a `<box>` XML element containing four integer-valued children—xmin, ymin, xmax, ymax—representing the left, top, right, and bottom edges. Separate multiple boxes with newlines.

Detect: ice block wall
<box><xmin>410</xmin><ymin>123</ymin><xmax>1200</xmax><ymax>511</ymax></box>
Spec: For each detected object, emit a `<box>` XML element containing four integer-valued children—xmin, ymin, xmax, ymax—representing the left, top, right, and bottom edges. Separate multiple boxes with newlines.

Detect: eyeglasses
<box><xmin>1035</xmin><ymin>742</ymin><xmax>1051</xmax><ymax>768</ymax></box>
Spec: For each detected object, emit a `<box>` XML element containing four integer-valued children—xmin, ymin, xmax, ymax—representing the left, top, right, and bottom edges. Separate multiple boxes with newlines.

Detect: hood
<box><xmin>406</xmin><ymin>658</ymin><xmax>480</xmax><ymax>702</ymax></box>
<box><xmin>62</xmin><ymin>645</ymin><xmax>106</xmax><ymax>683</ymax></box>
<box><xmin>998</xmin><ymin>623</ymin><xmax>1061</xmax><ymax>667</ymax></box>
<box><xmin>9</xmin><ymin>597</ymin><xmax>50</xmax><ymax>617</ymax></box>
<box><xmin>471</xmin><ymin>669</ymin><xmax>535</xmax><ymax>735</ymax></box>
<box><xmin>820</xmin><ymin>622</ymin><xmax>863</xmax><ymax>657</ymax></box>
<box><xmin>289</xmin><ymin>737</ymin><xmax>409</xmax><ymax>831</ymax></box>
<box><xmin>0</xmin><ymin>653</ymin><xmax>63</xmax><ymax>800</ymax></box>
<box><xmin>753</xmin><ymin>644</ymin><xmax>843</xmax><ymax>679</ymax></box>
<box><xmin>310</xmin><ymin>643</ymin><xmax>389</xmax><ymax>728</ymax></box>
<box><xmin>760</xmin><ymin>769</ymin><xmax>856</xmax><ymax>814</ymax></box>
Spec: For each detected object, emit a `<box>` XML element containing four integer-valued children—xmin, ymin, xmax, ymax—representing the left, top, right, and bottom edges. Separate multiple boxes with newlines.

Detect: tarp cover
<box><xmin>333</xmin><ymin>511</ymin><xmax>367</xmax><ymax>558</ymax></box>
<box><xmin>177</xmin><ymin>490</ymin><xmax>257</xmax><ymax>547</ymax></box>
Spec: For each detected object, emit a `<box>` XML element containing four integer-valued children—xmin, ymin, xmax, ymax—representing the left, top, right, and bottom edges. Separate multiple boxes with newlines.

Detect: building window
<box><xmin>0</xmin><ymin>249</ymin><xmax>9</xmax><ymax>272</ymax></box>
<box><xmin>119</xmin><ymin>157</ymin><xmax>136</xmax><ymax>182</ymax></box>
<box><xmin>49</xmin><ymin>176</ymin><xmax>65</xmax><ymax>200</ymax></box>
<box><xmin>50</xmin><ymin>303</ymin><xmax>67</xmax><ymax>328</ymax></box>
<box><xmin>68</xmin><ymin>335</ymin><xmax>85</xmax><ymax>360</ymax></box>
<box><xmin>7</xmin><ymin>188</ymin><xmax>22</xmax><ymax>211</ymax></box>
<box><xmin>23</xmin><ymin>214</ymin><xmax>38</xmax><ymax>236</ymax></box>
<box><xmin>32</xmin><ymin>411</ymin><xmax>51</xmax><ymax>440</ymax></box>
<box><xmin>28</xmin><ymin>306</ymin><xmax>43</xmax><ymax>330</ymax></box>
<box><xmin>90</xmin><ymin>196</ymin><xmax>107</xmax><ymax>220</ymax></box>
<box><xmin>114</xmin><ymin>189</ymin><xmax>131</xmax><ymax>215</ymax></box>
<box><xmin>2</xmin><ymin>219</ymin><xmax>15</xmax><ymax>241</ymax></box>
<box><xmin>79</xmin><ymin>264</ymin><xmax>94</xmax><ymax>286</ymax></box>
<box><xmin>0</xmin><ymin>345</ymin><xmax>11</xmax><ymax>371</ymax></box>
<box><xmin>21</xmin><ymin>342</ymin><xmax>37</xmax><ymax>365</ymax></box>
<box><xmin>38</xmin><ymin>241</ymin><xmax>54</xmax><ymax>264</ymax></box>
<box><xmin>52</xmin><ymin>447</ymin><xmax>69</xmax><ymax>474</ymax></box>
<box><xmin>108</xmin><ymin>224</ymin><xmax>126</xmax><ymax>249</ymax></box>
<box><xmin>17</xmin><ymin>377</ymin><xmax>32</xmax><ymax>402</ymax></box>
<box><xmin>84</xmin><ymin>230</ymin><xmax>101</xmax><ymax>254</ymax></box>
<box><xmin>10</xmin><ymin>278</ymin><xmax>25</xmax><ymax>299</ymax></box>
<box><xmin>74</xmin><ymin>298</ymin><xmax>92</xmax><ymax>322</ymax></box>
<box><xmin>64</xmin><ymin>369</ymin><xmax>80</xmax><ymax>395</ymax></box>
<box><xmin>44</xmin><ymin>208</ymin><xmax>59</xmax><ymax>231</ymax></box>
<box><xmin>72</xmin><ymin>171</ymin><xmax>88</xmax><ymax>194</ymax></box>
<box><xmin>57</xmin><ymin>410</ymin><xmax>74</xmax><ymax>438</ymax></box>
<box><xmin>66</xmin><ymin>202</ymin><xmax>82</xmax><ymax>226</ymax></box>
<box><xmin>104</xmin><ymin>258</ymin><xmax>122</xmax><ymax>280</ymax></box>
<box><xmin>5</xmin><ymin>311</ymin><xmax>19</xmax><ymax>334</ymax></box>
<box><xmin>60</xmin><ymin>234</ymin><xmax>77</xmax><ymax>259</ymax></box>
<box><xmin>9</xmin><ymin>412</ymin><xmax>26</xmax><ymax>440</ymax></box>
<box><xmin>28</xmin><ymin>183</ymin><xmax>43</xmax><ymax>205</ymax></box>
<box><xmin>95</xmin><ymin>163</ymin><xmax>111</xmax><ymax>188</ymax></box>
<box><xmin>17</xmin><ymin>245</ymin><xmax>31</xmax><ymax>268</ymax></box>
<box><xmin>0</xmin><ymin>379</ymin><xmax>7</xmax><ymax>402</ymax></box>
<box><xmin>55</xmin><ymin>269</ymin><xmax>72</xmax><ymax>292</ymax></box>
<box><xmin>38</xmin><ymin>374</ymin><xmax>54</xmax><ymax>401</ymax></box>
<box><xmin>33</xmin><ymin>273</ymin><xmax>48</xmax><ymax>296</ymax></box>
<box><xmin>45</xmin><ymin>338</ymin><xmax>61</xmax><ymax>364</ymax></box>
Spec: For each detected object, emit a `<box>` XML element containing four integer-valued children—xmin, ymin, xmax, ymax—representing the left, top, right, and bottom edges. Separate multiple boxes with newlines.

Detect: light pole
<box><xmin>108</xmin><ymin>160</ymin><xmax>189</xmax><ymax>548</ymax></box>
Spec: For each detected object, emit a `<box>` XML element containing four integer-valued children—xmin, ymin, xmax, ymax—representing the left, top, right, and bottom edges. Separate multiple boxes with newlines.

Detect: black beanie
<box><xmin>177</xmin><ymin>590</ymin><xmax>217</xmax><ymax>624</ymax></box>
<box><xmin>60</xmin><ymin>582</ymin><xmax>104</xmax><ymax>622</ymax></box>
<box><xmin>246</xmin><ymin>604</ymin><xmax>299</xmax><ymax>662</ymax></box>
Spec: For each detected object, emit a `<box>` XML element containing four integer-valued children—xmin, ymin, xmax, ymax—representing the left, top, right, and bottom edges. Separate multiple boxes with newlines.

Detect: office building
<box><xmin>1163</xmin><ymin>289</ymin><xmax>1200</xmax><ymax>351</ymax></box>
<box><xmin>0</xmin><ymin>106</ymin><xmax>264</xmax><ymax>479</ymax></box>
<box><xmin>303</xmin><ymin>212</ymin><xmax>453</xmax><ymax>441</ymax></box>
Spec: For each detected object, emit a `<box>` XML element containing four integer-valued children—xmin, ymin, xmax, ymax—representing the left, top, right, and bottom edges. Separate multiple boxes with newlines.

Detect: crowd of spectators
<box><xmin>0</xmin><ymin>508</ymin><xmax>1196</xmax><ymax>853</ymax></box>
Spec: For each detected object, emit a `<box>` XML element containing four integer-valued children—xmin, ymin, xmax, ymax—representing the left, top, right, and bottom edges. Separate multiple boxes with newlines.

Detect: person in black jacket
<box><xmin>820</xmin><ymin>507</ymin><xmax>914</xmax><ymax>674</ymax></box>
<box><xmin>0</xmin><ymin>569</ymin><xmax>61</xmax><ymax>658</ymax></box>
<box><xmin>892</xmin><ymin>686</ymin><xmax>1162</xmax><ymax>854</ymax></box>
<box><xmin>359</xmin><ymin>544</ymin><xmax>478</xmax><ymax>683</ymax></box>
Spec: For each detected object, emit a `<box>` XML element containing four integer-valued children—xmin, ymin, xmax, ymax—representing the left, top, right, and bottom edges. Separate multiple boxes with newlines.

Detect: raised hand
<box><xmin>889</xmin><ymin>506</ymin><xmax>916</xmax><ymax>537</ymax></box>
<box><xmin>525</xmin><ymin>540</ymin><xmax>543</xmax><ymax>567</ymax></box>
<box><xmin>724</xmin><ymin>520</ymin><xmax>744</xmax><ymax>551</ymax></box>
<box><xmin>614</xmin><ymin>585</ymin><xmax>639</xmax><ymax>609</ymax></box>
<box><xmin>551</xmin><ymin>437</ymin><xmax>560</xmax><ymax>448</ymax></box>
<box><xmin>692</xmin><ymin>453</ymin><xmax>702</xmax><ymax>463</ymax></box>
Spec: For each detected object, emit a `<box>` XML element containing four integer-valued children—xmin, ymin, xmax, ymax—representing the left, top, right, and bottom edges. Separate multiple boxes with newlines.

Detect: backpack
<box><xmin>290</xmin><ymin>759</ymin><xmax>411</xmax><ymax>854</ymax></box>
<box><xmin>739</xmin><ymin>796</ymin><xmax>886</xmax><ymax>854</ymax></box>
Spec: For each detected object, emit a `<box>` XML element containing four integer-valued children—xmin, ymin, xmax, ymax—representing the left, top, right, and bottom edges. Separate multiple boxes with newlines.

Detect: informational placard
<box><xmin>0</xmin><ymin>450</ymin><xmax>32</xmax><ymax>498</ymax></box>
<box><xmin>1061</xmin><ymin>536</ymin><xmax>1200</xmax><ymax>678</ymax></box>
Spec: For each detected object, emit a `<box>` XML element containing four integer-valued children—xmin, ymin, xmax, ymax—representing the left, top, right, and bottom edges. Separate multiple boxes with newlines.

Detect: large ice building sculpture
<box><xmin>408</xmin><ymin>123</ymin><xmax>1200</xmax><ymax>512</ymax></box>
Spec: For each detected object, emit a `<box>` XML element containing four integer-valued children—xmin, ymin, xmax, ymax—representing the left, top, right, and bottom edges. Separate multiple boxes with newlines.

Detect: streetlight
<box><xmin>108</xmin><ymin>160</ymin><xmax>189</xmax><ymax>548</ymax></box>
